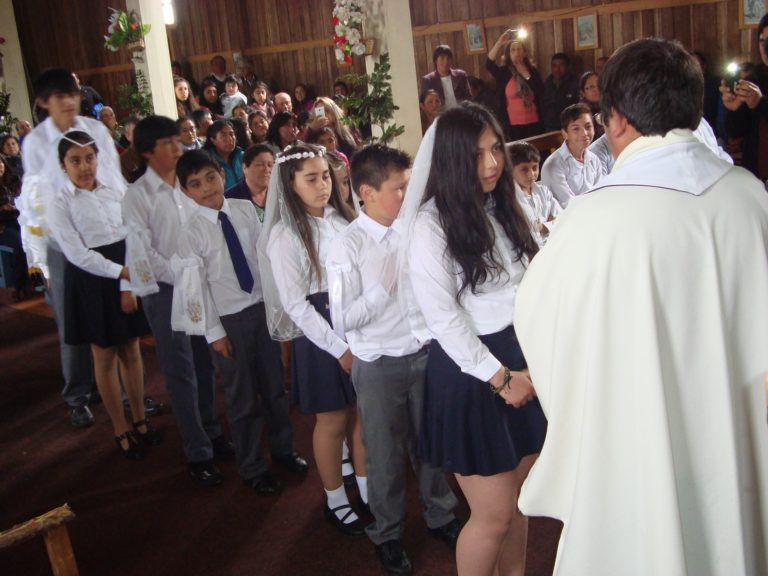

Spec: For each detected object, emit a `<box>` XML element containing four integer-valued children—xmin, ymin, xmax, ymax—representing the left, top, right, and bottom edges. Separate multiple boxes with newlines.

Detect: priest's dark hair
<box><xmin>599</xmin><ymin>38</ymin><xmax>703</xmax><ymax>136</ymax></box>
<box><xmin>423</xmin><ymin>101</ymin><xmax>538</xmax><ymax>298</ymax></box>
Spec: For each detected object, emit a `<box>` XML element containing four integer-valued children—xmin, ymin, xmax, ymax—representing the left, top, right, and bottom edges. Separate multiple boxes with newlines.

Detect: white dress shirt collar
<box><xmin>197</xmin><ymin>197</ymin><xmax>233</xmax><ymax>225</ymax></box>
<box><xmin>358</xmin><ymin>210</ymin><xmax>392</xmax><ymax>244</ymax></box>
<box><xmin>143</xmin><ymin>166</ymin><xmax>180</xmax><ymax>194</ymax></box>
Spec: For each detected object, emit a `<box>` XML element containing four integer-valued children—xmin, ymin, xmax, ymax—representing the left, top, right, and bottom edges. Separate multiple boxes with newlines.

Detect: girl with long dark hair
<box><xmin>257</xmin><ymin>143</ymin><xmax>366</xmax><ymax>537</ymax></box>
<box><xmin>403</xmin><ymin>102</ymin><xmax>547</xmax><ymax>575</ymax></box>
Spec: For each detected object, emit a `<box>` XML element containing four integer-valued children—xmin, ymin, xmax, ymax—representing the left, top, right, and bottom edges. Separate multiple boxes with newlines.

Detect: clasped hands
<box><xmin>489</xmin><ymin>366</ymin><xmax>536</xmax><ymax>408</ymax></box>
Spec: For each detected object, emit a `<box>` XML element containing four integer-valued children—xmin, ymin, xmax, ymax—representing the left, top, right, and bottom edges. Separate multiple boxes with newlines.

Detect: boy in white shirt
<box><xmin>509</xmin><ymin>142</ymin><xmax>562</xmax><ymax>247</ymax></box>
<box><xmin>327</xmin><ymin>144</ymin><xmax>459</xmax><ymax>575</ymax></box>
<box><xmin>541</xmin><ymin>102</ymin><xmax>606</xmax><ymax>208</ymax></box>
<box><xmin>123</xmin><ymin>116</ymin><xmax>230</xmax><ymax>487</ymax></box>
<box><xmin>175</xmin><ymin>150</ymin><xmax>306</xmax><ymax>496</ymax></box>
<box><xmin>18</xmin><ymin>68</ymin><xmax>123</xmax><ymax>428</ymax></box>
<box><xmin>220</xmin><ymin>75</ymin><xmax>248</xmax><ymax>119</ymax></box>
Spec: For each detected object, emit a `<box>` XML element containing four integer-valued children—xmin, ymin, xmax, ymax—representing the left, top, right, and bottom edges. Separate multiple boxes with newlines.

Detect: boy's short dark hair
<box><xmin>350</xmin><ymin>144</ymin><xmax>411</xmax><ymax>194</ymax></box>
<box><xmin>432</xmin><ymin>45</ymin><xmax>454</xmax><ymax>66</ymax></box>
<box><xmin>190</xmin><ymin>109</ymin><xmax>212</xmax><ymax>129</ymax></box>
<box><xmin>600</xmin><ymin>38</ymin><xmax>703</xmax><ymax>135</ymax></box>
<box><xmin>177</xmin><ymin>150</ymin><xmax>221</xmax><ymax>188</ymax></box>
<box><xmin>224</xmin><ymin>74</ymin><xmax>239</xmax><ymax>86</ymax></box>
<box><xmin>560</xmin><ymin>103</ymin><xmax>593</xmax><ymax>130</ymax></box>
<box><xmin>551</xmin><ymin>52</ymin><xmax>570</xmax><ymax>66</ymax></box>
<box><xmin>34</xmin><ymin>68</ymin><xmax>78</xmax><ymax>100</ymax></box>
<box><xmin>508</xmin><ymin>142</ymin><xmax>541</xmax><ymax>166</ymax></box>
<box><xmin>134</xmin><ymin>115</ymin><xmax>181</xmax><ymax>158</ymax></box>
<box><xmin>243</xmin><ymin>143</ymin><xmax>277</xmax><ymax>166</ymax></box>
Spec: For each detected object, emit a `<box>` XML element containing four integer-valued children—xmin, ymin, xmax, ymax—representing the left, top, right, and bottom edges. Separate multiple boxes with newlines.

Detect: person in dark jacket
<box><xmin>721</xmin><ymin>13</ymin><xmax>768</xmax><ymax>179</ymax></box>
<box><xmin>420</xmin><ymin>45</ymin><xmax>471</xmax><ymax>109</ymax></box>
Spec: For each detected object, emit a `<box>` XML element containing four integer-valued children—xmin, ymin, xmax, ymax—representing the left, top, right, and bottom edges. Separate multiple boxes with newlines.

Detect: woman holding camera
<box><xmin>486</xmin><ymin>30</ymin><xmax>544</xmax><ymax>141</ymax></box>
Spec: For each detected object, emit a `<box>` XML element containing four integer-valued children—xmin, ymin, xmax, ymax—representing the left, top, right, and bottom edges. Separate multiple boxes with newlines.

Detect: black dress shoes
<box><xmin>142</xmin><ymin>395</ymin><xmax>164</xmax><ymax>416</ymax></box>
<box><xmin>210</xmin><ymin>435</ymin><xmax>237</xmax><ymax>461</ymax></box>
<box><xmin>188</xmin><ymin>460</ymin><xmax>223</xmax><ymax>487</ymax></box>
<box><xmin>245</xmin><ymin>472</ymin><xmax>282</xmax><ymax>496</ymax></box>
<box><xmin>114</xmin><ymin>431</ymin><xmax>146</xmax><ymax>460</ymax></box>
<box><xmin>428</xmin><ymin>518</ymin><xmax>463</xmax><ymax>549</ymax></box>
<box><xmin>357</xmin><ymin>494</ymin><xmax>371</xmax><ymax>517</ymax></box>
<box><xmin>375</xmin><ymin>540</ymin><xmax>413</xmax><ymax>575</ymax></box>
<box><xmin>272</xmin><ymin>450</ymin><xmax>309</xmax><ymax>474</ymax></box>
<box><xmin>324</xmin><ymin>504</ymin><xmax>364</xmax><ymax>536</ymax></box>
<box><xmin>124</xmin><ymin>395</ymin><xmax>164</xmax><ymax>416</ymax></box>
<box><xmin>69</xmin><ymin>404</ymin><xmax>94</xmax><ymax>428</ymax></box>
<box><xmin>133</xmin><ymin>417</ymin><xmax>164</xmax><ymax>445</ymax></box>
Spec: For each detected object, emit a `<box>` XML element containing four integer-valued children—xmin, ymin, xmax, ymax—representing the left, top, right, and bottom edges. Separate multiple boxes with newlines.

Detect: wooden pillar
<box><xmin>361</xmin><ymin>0</ymin><xmax>422</xmax><ymax>156</ymax></box>
<box><xmin>0</xmin><ymin>0</ymin><xmax>33</xmax><ymax>123</ymax></box>
<box><xmin>126</xmin><ymin>0</ymin><xmax>176</xmax><ymax>118</ymax></box>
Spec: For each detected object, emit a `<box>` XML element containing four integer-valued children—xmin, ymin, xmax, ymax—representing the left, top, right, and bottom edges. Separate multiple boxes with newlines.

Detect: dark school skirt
<box><xmin>63</xmin><ymin>239</ymin><xmax>151</xmax><ymax>348</ymax></box>
<box><xmin>420</xmin><ymin>324</ymin><xmax>547</xmax><ymax>477</ymax></box>
<box><xmin>291</xmin><ymin>292</ymin><xmax>356</xmax><ymax>414</ymax></box>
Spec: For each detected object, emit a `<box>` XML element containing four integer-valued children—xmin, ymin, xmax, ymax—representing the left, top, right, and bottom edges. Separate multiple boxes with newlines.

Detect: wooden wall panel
<box><xmin>412</xmin><ymin>0</ymin><xmax>758</xmax><ymax>95</ymax></box>
<box><xmin>12</xmin><ymin>0</ymin><xmax>764</xmax><ymax>123</ymax></box>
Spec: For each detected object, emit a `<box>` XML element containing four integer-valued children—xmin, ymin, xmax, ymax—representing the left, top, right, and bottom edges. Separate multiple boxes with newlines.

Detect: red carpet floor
<box><xmin>0</xmin><ymin>295</ymin><xmax>561</xmax><ymax>576</ymax></box>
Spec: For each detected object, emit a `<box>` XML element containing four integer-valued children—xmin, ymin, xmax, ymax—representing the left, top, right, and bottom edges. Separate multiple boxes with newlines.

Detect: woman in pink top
<box><xmin>485</xmin><ymin>30</ymin><xmax>544</xmax><ymax>141</ymax></box>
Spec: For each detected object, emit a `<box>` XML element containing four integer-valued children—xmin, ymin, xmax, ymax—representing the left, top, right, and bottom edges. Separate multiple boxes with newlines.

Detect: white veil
<box><xmin>256</xmin><ymin>151</ymin><xmax>308</xmax><ymax>341</ymax></box>
<box><xmin>391</xmin><ymin>119</ymin><xmax>438</xmax><ymax>344</ymax></box>
<box><xmin>256</xmin><ymin>143</ymin><xmax>358</xmax><ymax>341</ymax></box>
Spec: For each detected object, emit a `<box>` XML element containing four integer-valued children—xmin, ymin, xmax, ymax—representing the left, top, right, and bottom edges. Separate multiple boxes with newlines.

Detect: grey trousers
<box><xmin>352</xmin><ymin>348</ymin><xmax>458</xmax><ymax>545</ymax></box>
<box><xmin>141</xmin><ymin>283</ymin><xmax>221</xmax><ymax>462</ymax></box>
<box><xmin>215</xmin><ymin>302</ymin><xmax>294</xmax><ymax>480</ymax></box>
<box><xmin>46</xmin><ymin>245</ymin><xmax>94</xmax><ymax>408</ymax></box>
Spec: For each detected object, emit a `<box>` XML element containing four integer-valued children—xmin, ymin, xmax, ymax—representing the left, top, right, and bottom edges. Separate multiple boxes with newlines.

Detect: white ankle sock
<box><xmin>341</xmin><ymin>441</ymin><xmax>354</xmax><ymax>476</ymax></box>
<box><xmin>325</xmin><ymin>485</ymin><xmax>358</xmax><ymax>524</ymax></box>
<box><xmin>356</xmin><ymin>475</ymin><xmax>368</xmax><ymax>504</ymax></box>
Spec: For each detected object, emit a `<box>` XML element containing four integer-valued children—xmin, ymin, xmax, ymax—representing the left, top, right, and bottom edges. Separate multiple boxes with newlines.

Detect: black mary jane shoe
<box><xmin>324</xmin><ymin>504</ymin><xmax>364</xmax><ymax>536</ymax></box>
<box><xmin>115</xmin><ymin>430</ymin><xmax>146</xmax><ymax>460</ymax></box>
<box><xmin>133</xmin><ymin>418</ymin><xmax>164</xmax><ymax>446</ymax></box>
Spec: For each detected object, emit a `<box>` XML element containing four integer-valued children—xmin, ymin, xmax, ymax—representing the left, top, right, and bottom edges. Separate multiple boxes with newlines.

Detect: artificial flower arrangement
<box><xmin>103</xmin><ymin>8</ymin><xmax>151</xmax><ymax>52</ymax></box>
<box><xmin>332</xmin><ymin>0</ymin><xmax>365</xmax><ymax>64</ymax></box>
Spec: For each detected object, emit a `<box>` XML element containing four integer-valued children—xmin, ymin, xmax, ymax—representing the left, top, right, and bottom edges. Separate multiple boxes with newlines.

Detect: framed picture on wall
<box><xmin>465</xmin><ymin>21</ymin><xmax>487</xmax><ymax>54</ymax></box>
<box><xmin>739</xmin><ymin>0</ymin><xmax>767</xmax><ymax>28</ymax></box>
<box><xmin>574</xmin><ymin>13</ymin><xmax>599</xmax><ymax>50</ymax></box>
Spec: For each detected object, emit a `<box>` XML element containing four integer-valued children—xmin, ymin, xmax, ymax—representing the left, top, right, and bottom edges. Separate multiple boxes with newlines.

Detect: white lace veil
<box><xmin>257</xmin><ymin>150</ymin><xmax>308</xmax><ymax>341</ymax></box>
<box><xmin>392</xmin><ymin>119</ymin><xmax>438</xmax><ymax>344</ymax></box>
<box><xmin>256</xmin><ymin>144</ymin><xmax>358</xmax><ymax>341</ymax></box>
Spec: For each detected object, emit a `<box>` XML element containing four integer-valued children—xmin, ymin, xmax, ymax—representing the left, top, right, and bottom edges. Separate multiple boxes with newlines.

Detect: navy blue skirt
<box><xmin>291</xmin><ymin>292</ymin><xmax>356</xmax><ymax>414</ymax></box>
<box><xmin>63</xmin><ymin>240</ymin><xmax>151</xmax><ymax>348</ymax></box>
<box><xmin>420</xmin><ymin>325</ymin><xmax>547</xmax><ymax>476</ymax></box>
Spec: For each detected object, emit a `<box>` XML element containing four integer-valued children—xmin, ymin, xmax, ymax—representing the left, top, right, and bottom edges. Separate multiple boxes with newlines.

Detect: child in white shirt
<box><xmin>220</xmin><ymin>75</ymin><xmax>248</xmax><ymax>119</ymax></box>
<box><xmin>541</xmin><ymin>103</ymin><xmax>606</xmax><ymax>208</ymax></box>
<box><xmin>175</xmin><ymin>150</ymin><xmax>306</xmax><ymax>495</ymax></box>
<box><xmin>49</xmin><ymin>130</ymin><xmax>158</xmax><ymax>459</ymax></box>
<box><xmin>509</xmin><ymin>142</ymin><xmax>562</xmax><ymax>247</ymax></box>
<box><xmin>326</xmin><ymin>144</ymin><xmax>460</xmax><ymax>573</ymax></box>
<box><xmin>258</xmin><ymin>143</ymin><xmax>366</xmax><ymax>536</ymax></box>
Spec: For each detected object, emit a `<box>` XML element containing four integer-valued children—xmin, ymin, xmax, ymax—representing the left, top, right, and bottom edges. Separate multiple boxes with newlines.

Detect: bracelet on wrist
<box><xmin>490</xmin><ymin>366</ymin><xmax>512</xmax><ymax>395</ymax></box>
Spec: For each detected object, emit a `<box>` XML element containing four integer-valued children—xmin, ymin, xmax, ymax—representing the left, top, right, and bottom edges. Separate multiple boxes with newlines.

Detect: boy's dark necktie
<box><xmin>218</xmin><ymin>211</ymin><xmax>254</xmax><ymax>293</ymax></box>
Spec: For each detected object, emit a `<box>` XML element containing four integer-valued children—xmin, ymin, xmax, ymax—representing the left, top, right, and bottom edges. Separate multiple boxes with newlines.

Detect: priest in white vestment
<box><xmin>515</xmin><ymin>38</ymin><xmax>768</xmax><ymax>576</ymax></box>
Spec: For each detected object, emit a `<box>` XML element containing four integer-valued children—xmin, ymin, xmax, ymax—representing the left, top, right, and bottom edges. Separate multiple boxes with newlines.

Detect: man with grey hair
<box><xmin>273</xmin><ymin>92</ymin><xmax>293</xmax><ymax>114</ymax></box>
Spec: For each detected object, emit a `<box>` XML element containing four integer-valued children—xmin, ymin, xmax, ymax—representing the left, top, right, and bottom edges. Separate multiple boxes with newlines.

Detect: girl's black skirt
<box><xmin>63</xmin><ymin>239</ymin><xmax>150</xmax><ymax>348</ymax></box>
<box><xmin>291</xmin><ymin>292</ymin><xmax>356</xmax><ymax>413</ymax></box>
<box><xmin>420</xmin><ymin>324</ymin><xmax>547</xmax><ymax>476</ymax></box>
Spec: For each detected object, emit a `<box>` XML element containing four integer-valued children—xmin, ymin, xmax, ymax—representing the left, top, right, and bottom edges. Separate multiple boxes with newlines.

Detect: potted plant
<box><xmin>339</xmin><ymin>53</ymin><xmax>405</xmax><ymax>145</ymax></box>
<box><xmin>104</xmin><ymin>8</ymin><xmax>151</xmax><ymax>53</ymax></box>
